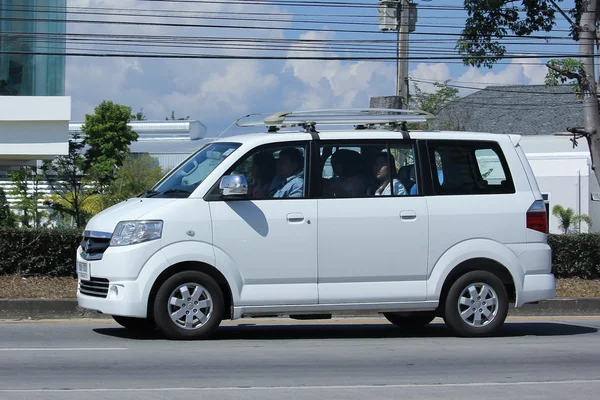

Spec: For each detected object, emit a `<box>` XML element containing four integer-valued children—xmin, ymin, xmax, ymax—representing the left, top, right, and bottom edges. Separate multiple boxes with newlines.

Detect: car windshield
<box><xmin>144</xmin><ymin>142</ymin><xmax>241</xmax><ymax>198</ymax></box>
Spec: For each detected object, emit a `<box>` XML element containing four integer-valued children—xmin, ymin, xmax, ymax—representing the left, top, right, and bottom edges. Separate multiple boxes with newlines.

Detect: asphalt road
<box><xmin>0</xmin><ymin>317</ymin><xmax>599</xmax><ymax>400</ymax></box>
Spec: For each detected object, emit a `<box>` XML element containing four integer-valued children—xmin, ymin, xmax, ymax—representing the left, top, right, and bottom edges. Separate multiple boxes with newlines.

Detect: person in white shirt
<box><xmin>373</xmin><ymin>152</ymin><xmax>407</xmax><ymax>196</ymax></box>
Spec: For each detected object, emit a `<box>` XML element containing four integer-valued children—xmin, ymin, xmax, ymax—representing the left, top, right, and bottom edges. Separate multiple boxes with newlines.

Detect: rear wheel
<box><xmin>112</xmin><ymin>315</ymin><xmax>155</xmax><ymax>332</ymax></box>
<box><xmin>153</xmin><ymin>271</ymin><xmax>224</xmax><ymax>340</ymax></box>
<box><xmin>443</xmin><ymin>270</ymin><xmax>508</xmax><ymax>337</ymax></box>
<box><xmin>383</xmin><ymin>312</ymin><xmax>435</xmax><ymax>330</ymax></box>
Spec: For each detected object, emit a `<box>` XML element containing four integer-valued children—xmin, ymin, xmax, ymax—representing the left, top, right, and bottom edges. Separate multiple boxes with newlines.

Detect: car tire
<box><xmin>443</xmin><ymin>270</ymin><xmax>509</xmax><ymax>337</ymax></box>
<box><xmin>383</xmin><ymin>312</ymin><xmax>435</xmax><ymax>330</ymax></box>
<box><xmin>112</xmin><ymin>315</ymin><xmax>155</xmax><ymax>332</ymax></box>
<box><xmin>153</xmin><ymin>271</ymin><xmax>224</xmax><ymax>340</ymax></box>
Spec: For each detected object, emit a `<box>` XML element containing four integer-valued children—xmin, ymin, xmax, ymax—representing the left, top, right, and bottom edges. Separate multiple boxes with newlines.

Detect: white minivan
<box><xmin>76</xmin><ymin>109</ymin><xmax>555</xmax><ymax>339</ymax></box>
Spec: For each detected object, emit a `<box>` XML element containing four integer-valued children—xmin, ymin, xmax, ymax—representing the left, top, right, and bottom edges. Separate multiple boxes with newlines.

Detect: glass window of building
<box><xmin>0</xmin><ymin>0</ymin><xmax>66</xmax><ymax>96</ymax></box>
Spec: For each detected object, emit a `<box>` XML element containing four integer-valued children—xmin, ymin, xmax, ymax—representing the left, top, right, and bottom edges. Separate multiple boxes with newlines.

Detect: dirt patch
<box><xmin>0</xmin><ymin>275</ymin><xmax>77</xmax><ymax>299</ymax></box>
<box><xmin>556</xmin><ymin>278</ymin><xmax>600</xmax><ymax>298</ymax></box>
<box><xmin>1</xmin><ymin>276</ymin><xmax>599</xmax><ymax>299</ymax></box>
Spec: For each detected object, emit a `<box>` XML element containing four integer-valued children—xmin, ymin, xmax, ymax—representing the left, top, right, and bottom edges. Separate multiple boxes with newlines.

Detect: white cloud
<box><xmin>282</xmin><ymin>31</ymin><xmax>396</xmax><ymax>110</ymax></box>
<box><xmin>64</xmin><ymin>0</ymin><xmax>290</xmax><ymax>133</ymax></box>
<box><xmin>404</xmin><ymin>58</ymin><xmax>549</xmax><ymax>98</ymax></box>
<box><xmin>408</xmin><ymin>63</ymin><xmax>452</xmax><ymax>93</ymax></box>
<box><xmin>164</xmin><ymin>61</ymin><xmax>279</xmax><ymax>118</ymax></box>
<box><xmin>456</xmin><ymin>57</ymin><xmax>549</xmax><ymax>95</ymax></box>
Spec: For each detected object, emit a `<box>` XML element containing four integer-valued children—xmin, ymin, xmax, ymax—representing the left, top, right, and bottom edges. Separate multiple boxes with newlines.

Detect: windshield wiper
<box><xmin>142</xmin><ymin>189</ymin><xmax>160</xmax><ymax>198</ymax></box>
<box><xmin>145</xmin><ymin>189</ymin><xmax>192</xmax><ymax>198</ymax></box>
<box><xmin>144</xmin><ymin>189</ymin><xmax>162</xmax><ymax>198</ymax></box>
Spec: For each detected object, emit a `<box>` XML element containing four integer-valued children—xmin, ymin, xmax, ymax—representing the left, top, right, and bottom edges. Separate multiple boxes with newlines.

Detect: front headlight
<box><xmin>110</xmin><ymin>220</ymin><xmax>163</xmax><ymax>246</ymax></box>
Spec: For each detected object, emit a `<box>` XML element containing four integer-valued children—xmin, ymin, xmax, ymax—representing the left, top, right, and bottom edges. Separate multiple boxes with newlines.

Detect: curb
<box><xmin>1</xmin><ymin>298</ymin><xmax>600</xmax><ymax>320</ymax></box>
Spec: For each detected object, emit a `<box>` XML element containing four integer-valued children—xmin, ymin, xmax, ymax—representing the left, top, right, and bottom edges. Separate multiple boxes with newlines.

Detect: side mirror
<box><xmin>220</xmin><ymin>175</ymin><xmax>249</xmax><ymax>198</ymax></box>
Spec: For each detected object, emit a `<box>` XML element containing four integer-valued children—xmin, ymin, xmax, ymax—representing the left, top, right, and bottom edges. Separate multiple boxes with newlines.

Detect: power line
<box><xmin>0</xmin><ymin>6</ymin><xmax>577</xmax><ymax>32</ymax></box>
<box><xmin>3</xmin><ymin>33</ymin><xmax>581</xmax><ymax>57</ymax></box>
<box><xmin>0</xmin><ymin>49</ymin><xmax>590</xmax><ymax>62</ymax></box>
<box><xmin>0</xmin><ymin>30</ymin><xmax>576</xmax><ymax>46</ymax></box>
<box><xmin>0</xmin><ymin>15</ymin><xmax>575</xmax><ymax>40</ymax></box>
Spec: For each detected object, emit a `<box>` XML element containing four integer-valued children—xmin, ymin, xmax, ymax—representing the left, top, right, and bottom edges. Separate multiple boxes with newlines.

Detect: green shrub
<box><xmin>1</xmin><ymin>228</ymin><xmax>599</xmax><ymax>280</ymax></box>
<box><xmin>548</xmin><ymin>234</ymin><xmax>600</xmax><ymax>279</ymax></box>
<box><xmin>0</xmin><ymin>227</ymin><xmax>82</xmax><ymax>277</ymax></box>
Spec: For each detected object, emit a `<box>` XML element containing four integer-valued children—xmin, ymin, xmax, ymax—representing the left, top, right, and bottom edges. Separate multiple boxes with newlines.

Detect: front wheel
<box><xmin>443</xmin><ymin>270</ymin><xmax>509</xmax><ymax>337</ymax></box>
<box><xmin>153</xmin><ymin>271</ymin><xmax>224</xmax><ymax>340</ymax></box>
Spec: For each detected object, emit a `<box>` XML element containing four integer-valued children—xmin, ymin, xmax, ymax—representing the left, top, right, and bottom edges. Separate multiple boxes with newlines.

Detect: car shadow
<box><xmin>93</xmin><ymin>320</ymin><xmax>598</xmax><ymax>341</ymax></box>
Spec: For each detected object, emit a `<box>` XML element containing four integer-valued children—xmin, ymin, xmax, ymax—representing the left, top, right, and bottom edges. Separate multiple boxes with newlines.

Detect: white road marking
<box><xmin>1</xmin><ymin>379</ymin><xmax>600</xmax><ymax>392</ymax></box>
<box><xmin>0</xmin><ymin>348</ymin><xmax>127</xmax><ymax>352</ymax></box>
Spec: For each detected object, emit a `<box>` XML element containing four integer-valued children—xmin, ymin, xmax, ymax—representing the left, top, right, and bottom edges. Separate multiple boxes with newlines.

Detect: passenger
<box><xmin>269</xmin><ymin>147</ymin><xmax>304</xmax><ymax>198</ymax></box>
<box><xmin>250</xmin><ymin>151</ymin><xmax>276</xmax><ymax>199</ymax></box>
<box><xmin>373</xmin><ymin>152</ymin><xmax>407</xmax><ymax>196</ymax></box>
<box><xmin>325</xmin><ymin>149</ymin><xmax>366</xmax><ymax>197</ymax></box>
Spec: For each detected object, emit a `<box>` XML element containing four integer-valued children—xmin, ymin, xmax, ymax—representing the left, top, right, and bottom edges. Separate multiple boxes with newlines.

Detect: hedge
<box><xmin>548</xmin><ymin>234</ymin><xmax>600</xmax><ymax>279</ymax></box>
<box><xmin>0</xmin><ymin>228</ymin><xmax>600</xmax><ymax>279</ymax></box>
<box><xmin>0</xmin><ymin>227</ymin><xmax>82</xmax><ymax>277</ymax></box>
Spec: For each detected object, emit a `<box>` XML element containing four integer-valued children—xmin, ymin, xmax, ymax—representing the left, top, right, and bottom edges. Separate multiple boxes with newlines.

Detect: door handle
<box><xmin>287</xmin><ymin>213</ymin><xmax>305</xmax><ymax>223</ymax></box>
<box><xmin>400</xmin><ymin>210</ymin><xmax>417</xmax><ymax>221</ymax></box>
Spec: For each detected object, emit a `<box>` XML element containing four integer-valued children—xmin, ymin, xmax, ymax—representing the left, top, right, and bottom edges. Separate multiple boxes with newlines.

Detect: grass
<box><xmin>1</xmin><ymin>275</ymin><xmax>599</xmax><ymax>299</ymax></box>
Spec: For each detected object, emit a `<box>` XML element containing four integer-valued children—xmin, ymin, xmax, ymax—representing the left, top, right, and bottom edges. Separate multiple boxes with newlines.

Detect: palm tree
<box><xmin>552</xmin><ymin>205</ymin><xmax>593</xmax><ymax>234</ymax></box>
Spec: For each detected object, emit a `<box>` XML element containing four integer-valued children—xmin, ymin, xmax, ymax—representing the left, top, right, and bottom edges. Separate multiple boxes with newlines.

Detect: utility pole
<box><xmin>397</xmin><ymin>0</ymin><xmax>410</xmax><ymax>108</ymax></box>
<box><xmin>372</xmin><ymin>1</ymin><xmax>416</xmax><ymax>110</ymax></box>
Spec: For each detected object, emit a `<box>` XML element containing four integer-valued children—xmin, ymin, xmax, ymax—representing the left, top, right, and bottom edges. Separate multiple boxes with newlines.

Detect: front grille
<box><xmin>79</xmin><ymin>277</ymin><xmax>110</xmax><ymax>298</ymax></box>
<box><xmin>80</xmin><ymin>236</ymin><xmax>111</xmax><ymax>261</ymax></box>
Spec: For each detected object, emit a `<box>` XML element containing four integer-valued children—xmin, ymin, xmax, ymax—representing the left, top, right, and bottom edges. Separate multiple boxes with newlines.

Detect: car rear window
<box><xmin>427</xmin><ymin>140</ymin><xmax>515</xmax><ymax>195</ymax></box>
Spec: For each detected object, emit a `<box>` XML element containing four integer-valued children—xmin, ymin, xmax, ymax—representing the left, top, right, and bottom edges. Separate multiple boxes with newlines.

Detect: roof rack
<box><xmin>235</xmin><ymin>108</ymin><xmax>436</xmax><ymax>133</ymax></box>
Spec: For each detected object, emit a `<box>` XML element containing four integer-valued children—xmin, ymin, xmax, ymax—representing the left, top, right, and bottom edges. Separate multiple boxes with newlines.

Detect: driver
<box><xmin>269</xmin><ymin>147</ymin><xmax>304</xmax><ymax>198</ymax></box>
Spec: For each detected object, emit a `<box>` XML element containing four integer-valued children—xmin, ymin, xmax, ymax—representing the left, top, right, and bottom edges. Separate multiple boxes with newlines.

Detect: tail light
<box><xmin>527</xmin><ymin>200</ymin><xmax>548</xmax><ymax>233</ymax></box>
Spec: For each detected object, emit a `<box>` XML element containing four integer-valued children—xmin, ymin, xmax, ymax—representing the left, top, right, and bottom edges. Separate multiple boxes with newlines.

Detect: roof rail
<box><xmin>235</xmin><ymin>108</ymin><xmax>436</xmax><ymax>132</ymax></box>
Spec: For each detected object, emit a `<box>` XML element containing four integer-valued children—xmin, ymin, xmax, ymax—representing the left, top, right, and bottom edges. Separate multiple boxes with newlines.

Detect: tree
<box><xmin>552</xmin><ymin>204</ymin><xmax>592</xmax><ymax>233</ymax></box>
<box><xmin>8</xmin><ymin>166</ymin><xmax>46</xmax><ymax>228</ymax></box>
<box><xmin>166</xmin><ymin>111</ymin><xmax>189</xmax><ymax>121</ymax></box>
<box><xmin>0</xmin><ymin>187</ymin><xmax>15</xmax><ymax>227</ymax></box>
<box><xmin>41</xmin><ymin>130</ymin><xmax>99</xmax><ymax>229</ymax></box>
<box><xmin>410</xmin><ymin>80</ymin><xmax>459</xmax><ymax>116</ymax></box>
<box><xmin>132</xmin><ymin>108</ymin><xmax>147</xmax><ymax>121</ymax></box>
<box><xmin>408</xmin><ymin>80</ymin><xmax>464</xmax><ymax>130</ymax></box>
<box><xmin>103</xmin><ymin>154</ymin><xmax>165</xmax><ymax>206</ymax></box>
<box><xmin>81</xmin><ymin>100</ymin><xmax>139</xmax><ymax>188</ymax></box>
<box><xmin>458</xmin><ymin>0</ymin><xmax>600</xmax><ymax>184</ymax></box>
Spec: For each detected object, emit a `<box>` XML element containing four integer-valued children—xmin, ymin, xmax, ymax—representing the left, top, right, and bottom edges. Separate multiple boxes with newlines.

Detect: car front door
<box><xmin>208</xmin><ymin>142</ymin><xmax>318</xmax><ymax>308</ymax></box>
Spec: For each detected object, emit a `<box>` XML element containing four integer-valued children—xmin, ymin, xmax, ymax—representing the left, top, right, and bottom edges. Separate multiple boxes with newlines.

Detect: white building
<box><xmin>68</xmin><ymin>120</ymin><xmax>210</xmax><ymax>172</ymax></box>
<box><xmin>0</xmin><ymin>1</ymin><xmax>70</xmax><ymax>214</ymax></box>
<box><xmin>518</xmin><ymin>135</ymin><xmax>600</xmax><ymax>234</ymax></box>
<box><xmin>0</xmin><ymin>97</ymin><xmax>70</xmax><ymax>175</ymax></box>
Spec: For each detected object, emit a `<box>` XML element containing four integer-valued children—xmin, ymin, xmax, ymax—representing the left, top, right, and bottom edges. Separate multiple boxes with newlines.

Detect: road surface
<box><xmin>0</xmin><ymin>316</ymin><xmax>599</xmax><ymax>399</ymax></box>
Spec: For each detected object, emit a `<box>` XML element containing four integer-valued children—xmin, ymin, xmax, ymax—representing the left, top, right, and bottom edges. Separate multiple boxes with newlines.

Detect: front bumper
<box><xmin>75</xmin><ymin>242</ymin><xmax>162</xmax><ymax>318</ymax></box>
<box><xmin>517</xmin><ymin>273</ymin><xmax>556</xmax><ymax>306</ymax></box>
<box><xmin>77</xmin><ymin>279</ymin><xmax>147</xmax><ymax>318</ymax></box>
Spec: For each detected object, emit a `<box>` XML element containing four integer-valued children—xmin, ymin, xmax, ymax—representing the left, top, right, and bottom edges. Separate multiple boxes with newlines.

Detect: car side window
<box><xmin>428</xmin><ymin>141</ymin><xmax>515</xmax><ymax>195</ymax></box>
<box><xmin>319</xmin><ymin>141</ymin><xmax>416</xmax><ymax>198</ymax></box>
<box><xmin>223</xmin><ymin>144</ymin><xmax>308</xmax><ymax>200</ymax></box>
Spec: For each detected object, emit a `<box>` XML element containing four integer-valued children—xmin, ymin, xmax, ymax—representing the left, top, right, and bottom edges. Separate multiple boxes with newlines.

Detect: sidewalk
<box><xmin>1</xmin><ymin>298</ymin><xmax>600</xmax><ymax>320</ymax></box>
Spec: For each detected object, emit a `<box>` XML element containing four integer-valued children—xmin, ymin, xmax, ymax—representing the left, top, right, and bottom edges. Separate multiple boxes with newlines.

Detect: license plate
<box><xmin>77</xmin><ymin>261</ymin><xmax>90</xmax><ymax>281</ymax></box>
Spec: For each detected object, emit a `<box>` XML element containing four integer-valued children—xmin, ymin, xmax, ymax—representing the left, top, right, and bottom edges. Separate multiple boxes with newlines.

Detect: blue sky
<box><xmin>65</xmin><ymin>0</ymin><xmax>578</xmax><ymax>136</ymax></box>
